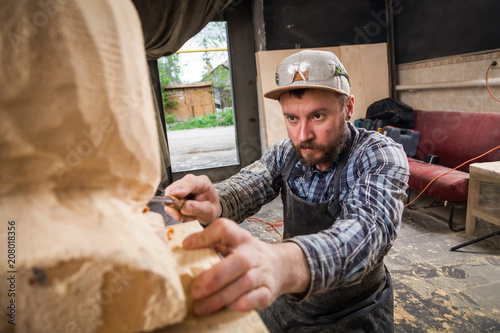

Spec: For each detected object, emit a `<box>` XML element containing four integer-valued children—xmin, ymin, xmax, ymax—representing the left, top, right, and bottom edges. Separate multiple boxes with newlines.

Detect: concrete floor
<box><xmin>387</xmin><ymin>198</ymin><xmax>500</xmax><ymax>332</ymax></box>
<box><xmin>166</xmin><ymin>127</ymin><xmax>237</xmax><ymax>172</ymax></box>
<box><xmin>243</xmin><ymin>194</ymin><xmax>500</xmax><ymax>333</ymax></box>
<box><xmin>152</xmin><ymin>192</ymin><xmax>500</xmax><ymax>332</ymax></box>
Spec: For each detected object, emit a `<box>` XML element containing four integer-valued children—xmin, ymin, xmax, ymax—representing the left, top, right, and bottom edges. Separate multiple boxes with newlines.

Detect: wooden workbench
<box><xmin>466</xmin><ymin>161</ymin><xmax>500</xmax><ymax>236</ymax></box>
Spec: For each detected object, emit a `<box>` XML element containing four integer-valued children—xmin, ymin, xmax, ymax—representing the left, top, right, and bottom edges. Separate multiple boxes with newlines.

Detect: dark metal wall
<box><xmin>393</xmin><ymin>0</ymin><xmax>500</xmax><ymax>64</ymax></box>
<box><xmin>263</xmin><ymin>0</ymin><xmax>387</xmax><ymax>50</ymax></box>
<box><xmin>261</xmin><ymin>0</ymin><xmax>500</xmax><ymax>64</ymax></box>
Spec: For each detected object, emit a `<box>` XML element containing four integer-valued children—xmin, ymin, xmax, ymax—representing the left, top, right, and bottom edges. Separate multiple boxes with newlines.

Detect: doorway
<box><xmin>160</xmin><ymin>22</ymin><xmax>239</xmax><ymax>174</ymax></box>
<box><xmin>148</xmin><ymin>2</ymin><xmax>261</xmax><ymax>184</ymax></box>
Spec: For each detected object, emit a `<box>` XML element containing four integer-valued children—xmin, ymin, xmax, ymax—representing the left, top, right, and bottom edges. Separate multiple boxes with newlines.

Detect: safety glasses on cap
<box><xmin>275</xmin><ymin>61</ymin><xmax>351</xmax><ymax>87</ymax></box>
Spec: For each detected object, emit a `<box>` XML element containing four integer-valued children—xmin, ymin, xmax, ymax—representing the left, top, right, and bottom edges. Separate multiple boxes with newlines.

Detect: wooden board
<box><xmin>162</xmin><ymin>309</ymin><xmax>268</xmax><ymax>333</ymax></box>
<box><xmin>340</xmin><ymin>43</ymin><xmax>390</xmax><ymax>123</ymax></box>
<box><xmin>156</xmin><ymin>221</ymin><xmax>269</xmax><ymax>332</ymax></box>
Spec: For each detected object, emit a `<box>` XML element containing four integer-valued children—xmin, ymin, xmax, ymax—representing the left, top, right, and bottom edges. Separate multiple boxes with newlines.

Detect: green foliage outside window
<box><xmin>158</xmin><ymin>54</ymin><xmax>182</xmax><ymax>111</ymax></box>
<box><xmin>169</xmin><ymin>108</ymin><xmax>234</xmax><ymax>130</ymax></box>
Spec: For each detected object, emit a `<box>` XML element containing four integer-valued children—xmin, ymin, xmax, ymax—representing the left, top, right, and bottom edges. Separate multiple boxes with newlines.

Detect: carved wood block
<box><xmin>0</xmin><ymin>1</ymin><xmax>186</xmax><ymax>332</ymax></box>
<box><xmin>161</xmin><ymin>221</ymin><xmax>269</xmax><ymax>332</ymax></box>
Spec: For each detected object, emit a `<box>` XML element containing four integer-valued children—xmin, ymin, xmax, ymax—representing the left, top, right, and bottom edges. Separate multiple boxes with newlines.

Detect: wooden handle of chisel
<box><xmin>165</xmin><ymin>195</ymin><xmax>186</xmax><ymax>211</ymax></box>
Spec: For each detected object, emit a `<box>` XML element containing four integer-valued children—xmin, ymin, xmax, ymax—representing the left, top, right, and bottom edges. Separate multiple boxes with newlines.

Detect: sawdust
<box><xmin>473</xmin><ymin>310</ymin><xmax>487</xmax><ymax>317</ymax></box>
<box><xmin>443</xmin><ymin>314</ymin><xmax>455</xmax><ymax>321</ymax></box>
<box><xmin>394</xmin><ymin>304</ymin><xmax>417</xmax><ymax>324</ymax></box>
<box><xmin>433</xmin><ymin>289</ymin><xmax>448</xmax><ymax>297</ymax></box>
<box><xmin>426</xmin><ymin>323</ymin><xmax>452</xmax><ymax>333</ymax></box>
<box><xmin>393</xmin><ymin>271</ymin><xmax>500</xmax><ymax>332</ymax></box>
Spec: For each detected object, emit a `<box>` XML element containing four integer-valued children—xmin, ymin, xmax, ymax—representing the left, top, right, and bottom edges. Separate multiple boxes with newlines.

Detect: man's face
<box><xmin>279</xmin><ymin>89</ymin><xmax>353</xmax><ymax>171</ymax></box>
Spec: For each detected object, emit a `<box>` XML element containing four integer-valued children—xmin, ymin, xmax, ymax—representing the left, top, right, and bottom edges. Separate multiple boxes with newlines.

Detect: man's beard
<box><xmin>294</xmin><ymin>123</ymin><xmax>348</xmax><ymax>168</ymax></box>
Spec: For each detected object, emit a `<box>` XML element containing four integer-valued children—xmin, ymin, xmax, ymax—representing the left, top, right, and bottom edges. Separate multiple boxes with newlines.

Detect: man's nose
<box><xmin>298</xmin><ymin>121</ymin><xmax>314</xmax><ymax>142</ymax></box>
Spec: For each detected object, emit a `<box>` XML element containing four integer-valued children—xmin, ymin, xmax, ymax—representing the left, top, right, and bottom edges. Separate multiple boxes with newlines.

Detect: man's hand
<box><xmin>164</xmin><ymin>174</ymin><xmax>222</xmax><ymax>225</ymax></box>
<box><xmin>183</xmin><ymin>218</ymin><xmax>311</xmax><ymax>316</ymax></box>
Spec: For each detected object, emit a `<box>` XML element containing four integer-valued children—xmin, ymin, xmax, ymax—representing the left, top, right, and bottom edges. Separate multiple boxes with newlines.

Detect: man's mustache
<box><xmin>297</xmin><ymin>141</ymin><xmax>325</xmax><ymax>150</ymax></box>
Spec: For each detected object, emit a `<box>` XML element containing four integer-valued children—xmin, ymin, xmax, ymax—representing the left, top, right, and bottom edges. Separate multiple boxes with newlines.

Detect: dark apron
<box><xmin>259</xmin><ymin>127</ymin><xmax>394</xmax><ymax>332</ymax></box>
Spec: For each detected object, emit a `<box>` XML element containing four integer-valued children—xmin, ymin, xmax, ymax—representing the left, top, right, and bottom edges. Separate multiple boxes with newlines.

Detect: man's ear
<box><xmin>346</xmin><ymin>95</ymin><xmax>354</xmax><ymax>120</ymax></box>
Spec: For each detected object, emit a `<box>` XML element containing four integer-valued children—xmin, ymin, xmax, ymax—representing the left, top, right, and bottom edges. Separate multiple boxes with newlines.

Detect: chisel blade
<box><xmin>150</xmin><ymin>195</ymin><xmax>186</xmax><ymax>210</ymax></box>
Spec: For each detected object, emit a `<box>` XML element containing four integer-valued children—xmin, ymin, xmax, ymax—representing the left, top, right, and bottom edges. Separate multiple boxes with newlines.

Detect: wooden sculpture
<box><xmin>0</xmin><ymin>0</ymin><xmax>186</xmax><ymax>331</ymax></box>
<box><xmin>0</xmin><ymin>1</ymin><xmax>269</xmax><ymax>332</ymax></box>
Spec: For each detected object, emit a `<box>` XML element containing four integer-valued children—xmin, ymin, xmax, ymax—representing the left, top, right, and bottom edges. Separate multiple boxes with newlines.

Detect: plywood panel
<box><xmin>340</xmin><ymin>46</ymin><xmax>367</xmax><ymax>123</ymax></box>
<box><xmin>358</xmin><ymin>44</ymin><xmax>390</xmax><ymax>104</ymax></box>
<box><xmin>256</xmin><ymin>43</ymin><xmax>389</xmax><ymax>148</ymax></box>
<box><xmin>340</xmin><ymin>43</ymin><xmax>390</xmax><ymax>123</ymax></box>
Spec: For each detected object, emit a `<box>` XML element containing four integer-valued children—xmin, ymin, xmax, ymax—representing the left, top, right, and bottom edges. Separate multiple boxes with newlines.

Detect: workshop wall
<box><xmin>262</xmin><ymin>0</ymin><xmax>387</xmax><ymax>50</ymax></box>
<box><xmin>393</xmin><ymin>0</ymin><xmax>500</xmax><ymax>65</ymax></box>
<box><xmin>392</xmin><ymin>0</ymin><xmax>500</xmax><ymax>113</ymax></box>
<box><xmin>396</xmin><ymin>51</ymin><xmax>500</xmax><ymax>113</ymax></box>
<box><xmin>252</xmin><ymin>0</ymin><xmax>500</xmax><ymax>145</ymax></box>
<box><xmin>255</xmin><ymin>0</ymin><xmax>390</xmax><ymax>148</ymax></box>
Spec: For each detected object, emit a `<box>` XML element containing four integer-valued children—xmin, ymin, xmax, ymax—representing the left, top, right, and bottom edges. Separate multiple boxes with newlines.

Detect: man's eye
<box><xmin>287</xmin><ymin>116</ymin><xmax>297</xmax><ymax>122</ymax></box>
<box><xmin>313</xmin><ymin>114</ymin><xmax>324</xmax><ymax>120</ymax></box>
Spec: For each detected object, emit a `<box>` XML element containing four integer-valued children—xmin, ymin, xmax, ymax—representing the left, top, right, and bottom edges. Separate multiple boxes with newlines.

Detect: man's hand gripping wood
<box><xmin>183</xmin><ymin>218</ymin><xmax>311</xmax><ymax>316</ymax></box>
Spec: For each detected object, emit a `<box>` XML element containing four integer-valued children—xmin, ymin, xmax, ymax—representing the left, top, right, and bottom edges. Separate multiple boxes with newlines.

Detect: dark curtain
<box><xmin>131</xmin><ymin>0</ymin><xmax>233</xmax><ymax>188</ymax></box>
<box><xmin>133</xmin><ymin>0</ymin><xmax>233</xmax><ymax>60</ymax></box>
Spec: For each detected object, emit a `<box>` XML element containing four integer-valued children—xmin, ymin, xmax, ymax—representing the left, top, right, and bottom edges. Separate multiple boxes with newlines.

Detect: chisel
<box><xmin>150</xmin><ymin>195</ymin><xmax>186</xmax><ymax>210</ymax></box>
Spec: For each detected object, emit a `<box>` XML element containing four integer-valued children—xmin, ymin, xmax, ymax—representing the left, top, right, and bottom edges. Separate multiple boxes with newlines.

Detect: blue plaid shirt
<box><xmin>215</xmin><ymin>124</ymin><xmax>409</xmax><ymax>298</ymax></box>
<box><xmin>288</xmin><ymin>161</ymin><xmax>338</xmax><ymax>203</ymax></box>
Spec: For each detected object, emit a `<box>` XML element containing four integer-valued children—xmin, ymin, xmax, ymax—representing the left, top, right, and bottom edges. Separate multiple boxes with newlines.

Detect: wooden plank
<box><xmin>340</xmin><ymin>45</ymin><xmax>367</xmax><ymax>123</ymax></box>
<box><xmin>470</xmin><ymin>162</ymin><xmax>500</xmax><ymax>185</ymax></box>
<box><xmin>341</xmin><ymin>44</ymin><xmax>390</xmax><ymax>123</ymax></box>
<box><xmin>470</xmin><ymin>208</ymin><xmax>500</xmax><ymax>226</ymax></box>
<box><xmin>466</xmin><ymin>178</ymin><xmax>480</xmax><ymax>236</ymax></box>
<box><xmin>163</xmin><ymin>309</ymin><xmax>268</xmax><ymax>333</ymax></box>
<box><xmin>358</xmin><ymin>43</ymin><xmax>390</xmax><ymax>107</ymax></box>
<box><xmin>158</xmin><ymin>221</ymin><xmax>269</xmax><ymax>333</ymax></box>
<box><xmin>466</xmin><ymin>162</ymin><xmax>500</xmax><ymax>235</ymax></box>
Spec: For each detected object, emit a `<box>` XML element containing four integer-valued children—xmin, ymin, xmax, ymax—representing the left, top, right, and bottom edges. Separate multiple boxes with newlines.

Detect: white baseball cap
<box><xmin>264</xmin><ymin>50</ymin><xmax>351</xmax><ymax>100</ymax></box>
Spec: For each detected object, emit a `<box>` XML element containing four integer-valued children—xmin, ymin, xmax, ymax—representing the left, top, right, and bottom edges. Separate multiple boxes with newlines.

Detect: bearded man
<box><xmin>164</xmin><ymin>50</ymin><xmax>409</xmax><ymax>332</ymax></box>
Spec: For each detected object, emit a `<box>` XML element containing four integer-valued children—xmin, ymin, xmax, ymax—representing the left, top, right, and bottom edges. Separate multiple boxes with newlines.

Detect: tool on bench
<box><xmin>150</xmin><ymin>195</ymin><xmax>186</xmax><ymax>210</ymax></box>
